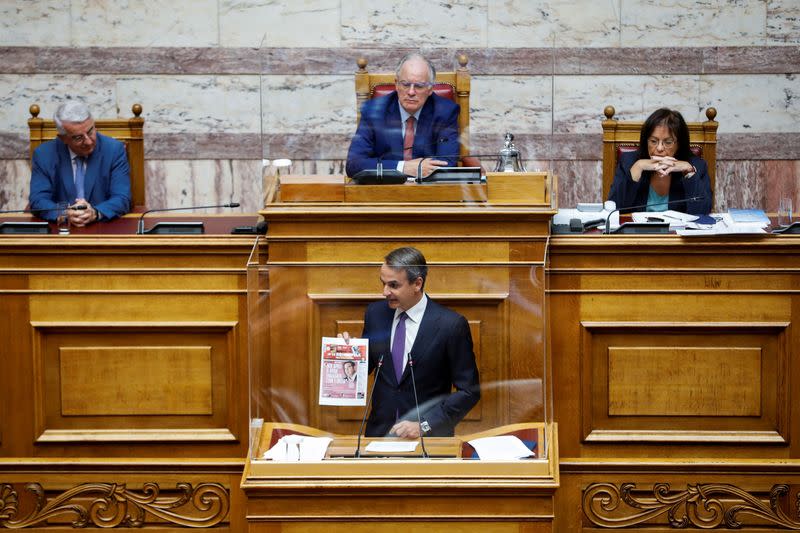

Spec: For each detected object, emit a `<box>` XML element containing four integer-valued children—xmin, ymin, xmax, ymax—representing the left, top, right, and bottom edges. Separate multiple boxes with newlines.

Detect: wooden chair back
<box><xmin>602</xmin><ymin>105</ymin><xmax>718</xmax><ymax>207</ymax></box>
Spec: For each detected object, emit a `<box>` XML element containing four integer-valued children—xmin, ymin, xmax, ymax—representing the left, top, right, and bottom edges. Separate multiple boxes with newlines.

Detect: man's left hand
<box><xmin>390</xmin><ymin>420</ymin><xmax>421</xmax><ymax>439</ymax></box>
<box><xmin>69</xmin><ymin>199</ymin><xmax>99</xmax><ymax>227</ymax></box>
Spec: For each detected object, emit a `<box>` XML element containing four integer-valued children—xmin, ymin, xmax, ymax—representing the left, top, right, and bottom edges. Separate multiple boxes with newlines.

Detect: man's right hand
<box><xmin>338</xmin><ymin>332</ymin><xmax>351</xmax><ymax>343</ymax></box>
<box><xmin>403</xmin><ymin>158</ymin><xmax>447</xmax><ymax>178</ymax></box>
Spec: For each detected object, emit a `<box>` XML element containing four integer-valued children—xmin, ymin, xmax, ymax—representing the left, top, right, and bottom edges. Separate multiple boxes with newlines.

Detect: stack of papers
<box><xmin>262</xmin><ymin>435</ymin><xmax>332</xmax><ymax>462</ymax></box>
<box><xmin>631</xmin><ymin>210</ymin><xmax>697</xmax><ymax>229</ymax></box>
<box><xmin>467</xmin><ymin>436</ymin><xmax>535</xmax><ymax>460</ymax></box>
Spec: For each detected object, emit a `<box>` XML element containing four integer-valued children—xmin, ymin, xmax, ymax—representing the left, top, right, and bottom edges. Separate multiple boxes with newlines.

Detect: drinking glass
<box><xmin>56</xmin><ymin>202</ymin><xmax>70</xmax><ymax>235</ymax></box>
<box><xmin>778</xmin><ymin>197</ymin><xmax>793</xmax><ymax>226</ymax></box>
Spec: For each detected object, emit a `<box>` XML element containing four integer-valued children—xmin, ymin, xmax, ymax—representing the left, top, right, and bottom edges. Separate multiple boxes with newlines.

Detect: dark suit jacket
<box><xmin>608</xmin><ymin>151</ymin><xmax>712</xmax><ymax>215</ymax></box>
<box><xmin>345</xmin><ymin>92</ymin><xmax>460</xmax><ymax>177</ymax></box>
<box><xmin>361</xmin><ymin>297</ymin><xmax>480</xmax><ymax>437</ymax></box>
<box><xmin>29</xmin><ymin>132</ymin><xmax>132</xmax><ymax>221</ymax></box>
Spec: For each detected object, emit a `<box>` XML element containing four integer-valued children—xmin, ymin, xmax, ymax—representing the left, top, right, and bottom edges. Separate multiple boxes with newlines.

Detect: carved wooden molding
<box><xmin>0</xmin><ymin>482</ymin><xmax>228</xmax><ymax>529</ymax></box>
<box><xmin>583</xmin><ymin>482</ymin><xmax>800</xmax><ymax>529</ymax></box>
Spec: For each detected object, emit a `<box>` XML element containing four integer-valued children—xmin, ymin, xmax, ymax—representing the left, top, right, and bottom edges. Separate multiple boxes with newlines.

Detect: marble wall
<box><xmin>1</xmin><ymin>0</ymin><xmax>799</xmax><ymax>214</ymax></box>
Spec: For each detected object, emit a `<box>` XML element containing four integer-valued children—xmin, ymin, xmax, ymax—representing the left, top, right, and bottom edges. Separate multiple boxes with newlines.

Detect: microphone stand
<box><xmin>354</xmin><ymin>355</ymin><xmax>383</xmax><ymax>458</ymax></box>
<box><xmin>137</xmin><ymin>202</ymin><xmax>240</xmax><ymax>234</ymax></box>
<box><xmin>407</xmin><ymin>352</ymin><xmax>429</xmax><ymax>459</ymax></box>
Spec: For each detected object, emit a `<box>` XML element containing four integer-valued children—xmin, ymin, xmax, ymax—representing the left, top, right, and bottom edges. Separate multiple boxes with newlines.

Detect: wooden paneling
<box><xmin>59</xmin><ymin>346</ymin><xmax>213</xmax><ymax>416</ymax></box>
<box><xmin>607</xmin><ymin>346</ymin><xmax>761</xmax><ymax>417</ymax></box>
<box><xmin>0</xmin><ymin>235</ymin><xmax>253</xmax><ymax>457</ymax></box>
<box><xmin>550</xmin><ymin>234</ymin><xmax>800</xmax><ymax>531</ymax></box>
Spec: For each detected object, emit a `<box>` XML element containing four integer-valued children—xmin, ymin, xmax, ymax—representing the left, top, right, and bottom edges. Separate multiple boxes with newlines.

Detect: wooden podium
<box><xmin>243</xmin><ymin>174</ymin><xmax>559</xmax><ymax>530</ymax></box>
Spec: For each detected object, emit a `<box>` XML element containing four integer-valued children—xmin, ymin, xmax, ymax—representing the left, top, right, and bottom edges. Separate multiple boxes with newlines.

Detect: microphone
<box><xmin>354</xmin><ymin>355</ymin><xmax>383</xmax><ymax>458</ymax></box>
<box><xmin>604</xmin><ymin>196</ymin><xmax>706</xmax><ymax>234</ymax></box>
<box><xmin>406</xmin><ymin>352</ymin><xmax>429</xmax><ymax>459</ymax></box>
<box><xmin>136</xmin><ymin>202</ymin><xmax>240</xmax><ymax>234</ymax></box>
<box><xmin>0</xmin><ymin>205</ymin><xmax>87</xmax><ymax>215</ymax></box>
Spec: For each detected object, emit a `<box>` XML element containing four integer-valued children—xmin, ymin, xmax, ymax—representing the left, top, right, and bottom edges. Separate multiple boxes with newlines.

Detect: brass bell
<box><xmin>494</xmin><ymin>132</ymin><xmax>527</xmax><ymax>173</ymax></box>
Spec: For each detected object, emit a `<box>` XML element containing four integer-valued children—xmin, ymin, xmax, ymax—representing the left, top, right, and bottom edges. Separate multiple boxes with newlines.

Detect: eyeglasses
<box><xmin>397</xmin><ymin>80</ymin><xmax>433</xmax><ymax>91</ymax></box>
<box><xmin>69</xmin><ymin>125</ymin><xmax>95</xmax><ymax>145</ymax></box>
<box><xmin>647</xmin><ymin>137</ymin><xmax>676</xmax><ymax>149</ymax></box>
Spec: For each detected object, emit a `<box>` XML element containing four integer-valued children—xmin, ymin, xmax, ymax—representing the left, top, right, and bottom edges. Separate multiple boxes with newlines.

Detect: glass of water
<box><xmin>778</xmin><ymin>197</ymin><xmax>793</xmax><ymax>227</ymax></box>
<box><xmin>56</xmin><ymin>202</ymin><xmax>70</xmax><ymax>235</ymax></box>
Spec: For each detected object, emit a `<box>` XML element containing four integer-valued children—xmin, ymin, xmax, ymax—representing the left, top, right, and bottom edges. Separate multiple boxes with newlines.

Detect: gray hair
<box><xmin>395</xmin><ymin>53</ymin><xmax>436</xmax><ymax>84</ymax></box>
<box><xmin>384</xmin><ymin>246</ymin><xmax>428</xmax><ymax>289</ymax></box>
<box><xmin>54</xmin><ymin>101</ymin><xmax>92</xmax><ymax>135</ymax></box>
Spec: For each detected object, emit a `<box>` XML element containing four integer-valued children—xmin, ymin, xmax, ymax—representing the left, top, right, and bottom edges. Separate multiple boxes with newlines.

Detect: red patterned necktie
<box><xmin>403</xmin><ymin>117</ymin><xmax>415</xmax><ymax>161</ymax></box>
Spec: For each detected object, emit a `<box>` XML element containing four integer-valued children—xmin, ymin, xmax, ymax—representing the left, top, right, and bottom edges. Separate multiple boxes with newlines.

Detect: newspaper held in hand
<box><xmin>318</xmin><ymin>336</ymin><xmax>369</xmax><ymax>406</ymax></box>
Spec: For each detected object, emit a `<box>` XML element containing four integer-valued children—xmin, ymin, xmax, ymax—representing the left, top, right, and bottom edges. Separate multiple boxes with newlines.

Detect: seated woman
<box><xmin>608</xmin><ymin>108</ymin><xmax>712</xmax><ymax>215</ymax></box>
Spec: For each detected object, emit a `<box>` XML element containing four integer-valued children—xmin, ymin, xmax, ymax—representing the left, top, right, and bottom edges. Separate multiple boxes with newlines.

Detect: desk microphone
<box><xmin>603</xmin><ymin>196</ymin><xmax>705</xmax><ymax>234</ymax></box>
<box><xmin>0</xmin><ymin>205</ymin><xmax>87</xmax><ymax>215</ymax></box>
<box><xmin>407</xmin><ymin>352</ymin><xmax>429</xmax><ymax>459</ymax></box>
<box><xmin>136</xmin><ymin>202</ymin><xmax>240</xmax><ymax>234</ymax></box>
<box><xmin>354</xmin><ymin>355</ymin><xmax>383</xmax><ymax>458</ymax></box>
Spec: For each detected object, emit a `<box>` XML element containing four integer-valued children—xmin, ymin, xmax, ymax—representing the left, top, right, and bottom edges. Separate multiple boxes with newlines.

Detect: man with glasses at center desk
<box><xmin>29</xmin><ymin>101</ymin><xmax>131</xmax><ymax>226</ymax></box>
<box><xmin>345</xmin><ymin>53</ymin><xmax>461</xmax><ymax>179</ymax></box>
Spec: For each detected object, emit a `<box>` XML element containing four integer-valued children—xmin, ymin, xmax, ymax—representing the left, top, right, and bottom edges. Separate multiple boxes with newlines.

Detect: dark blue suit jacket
<box><xmin>29</xmin><ymin>132</ymin><xmax>132</xmax><ymax>221</ymax></box>
<box><xmin>345</xmin><ymin>92</ymin><xmax>460</xmax><ymax>177</ymax></box>
<box><xmin>361</xmin><ymin>297</ymin><xmax>480</xmax><ymax>437</ymax></box>
<box><xmin>608</xmin><ymin>151</ymin><xmax>712</xmax><ymax>215</ymax></box>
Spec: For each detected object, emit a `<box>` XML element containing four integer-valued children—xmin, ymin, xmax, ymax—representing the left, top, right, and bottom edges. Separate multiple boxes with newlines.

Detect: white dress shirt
<box><xmin>390</xmin><ymin>294</ymin><xmax>428</xmax><ymax>373</ymax></box>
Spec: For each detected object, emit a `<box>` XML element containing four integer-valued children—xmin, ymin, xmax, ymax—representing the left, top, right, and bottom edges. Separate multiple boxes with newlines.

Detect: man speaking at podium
<box><xmin>345</xmin><ymin>53</ymin><xmax>461</xmax><ymax>179</ymax></box>
<box><xmin>347</xmin><ymin>247</ymin><xmax>480</xmax><ymax>439</ymax></box>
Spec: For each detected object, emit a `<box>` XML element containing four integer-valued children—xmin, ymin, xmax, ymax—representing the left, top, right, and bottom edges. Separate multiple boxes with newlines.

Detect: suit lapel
<box><xmin>403</xmin><ymin>299</ymin><xmax>441</xmax><ymax>383</ymax></box>
<box><xmin>383</xmin><ymin>95</ymin><xmax>404</xmax><ymax>158</ymax></box>
<box><xmin>57</xmin><ymin>142</ymin><xmax>77</xmax><ymax>201</ymax></box>
<box><xmin>82</xmin><ymin>135</ymin><xmax>100</xmax><ymax>200</ymax></box>
<box><xmin>413</xmin><ymin>97</ymin><xmax>435</xmax><ymax>157</ymax></box>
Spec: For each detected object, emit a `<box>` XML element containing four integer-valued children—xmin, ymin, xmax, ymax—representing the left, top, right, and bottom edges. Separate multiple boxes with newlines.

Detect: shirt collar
<box><xmin>396</xmin><ymin>293</ymin><xmax>427</xmax><ymax>324</ymax></box>
<box><xmin>398</xmin><ymin>102</ymin><xmax>422</xmax><ymax>124</ymax></box>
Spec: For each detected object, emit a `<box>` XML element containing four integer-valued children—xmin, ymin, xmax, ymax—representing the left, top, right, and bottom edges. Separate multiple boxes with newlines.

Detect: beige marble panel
<box><xmin>220</xmin><ymin>0</ymin><xmax>341</xmax><ymax>47</ymax></box>
<box><xmin>768</xmin><ymin>0</ymin><xmax>800</xmax><ymax>44</ymax></box>
<box><xmin>116</xmin><ymin>76</ymin><xmax>261</xmax><ymax>134</ymax></box>
<box><xmin>145</xmin><ymin>159</ymin><xmax>262</xmax><ymax>213</ymax></box>
<box><xmin>0</xmin><ymin>0</ymin><xmax>70</xmax><ymax>46</ymax></box>
<box><xmin>340</xmin><ymin>0</ymin><xmax>488</xmax><ymax>47</ymax></box>
<box><xmin>261</xmin><ymin>75</ymin><xmax>354</xmax><ymax>134</ymax></box>
<box><xmin>0</xmin><ymin>159</ymin><xmax>32</xmax><ymax>211</ymax></box>
<box><xmin>0</xmin><ymin>75</ymin><xmax>116</xmax><ymax>134</ymax></box>
<box><xmin>700</xmin><ymin>74</ymin><xmax>800</xmax><ymax>133</ymax></box>
<box><xmin>552</xmin><ymin>75</ymin><xmax>700</xmax><ymax>133</ymax></box>
<box><xmin>72</xmin><ymin>0</ymin><xmax>218</xmax><ymax>47</ymax></box>
<box><xmin>471</xmin><ymin>76</ymin><xmax>553</xmax><ymax>134</ymax></box>
<box><xmin>488</xmin><ymin>0</ymin><xmax>621</xmax><ymax>47</ymax></box>
<box><xmin>620</xmin><ymin>0</ymin><xmax>767</xmax><ymax>47</ymax></box>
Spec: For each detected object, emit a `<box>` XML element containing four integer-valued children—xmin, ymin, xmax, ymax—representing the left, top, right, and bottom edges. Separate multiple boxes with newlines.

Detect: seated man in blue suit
<box><xmin>29</xmin><ymin>101</ymin><xmax>131</xmax><ymax>226</ymax></box>
<box><xmin>344</xmin><ymin>247</ymin><xmax>480</xmax><ymax>438</ymax></box>
<box><xmin>345</xmin><ymin>53</ymin><xmax>461</xmax><ymax>179</ymax></box>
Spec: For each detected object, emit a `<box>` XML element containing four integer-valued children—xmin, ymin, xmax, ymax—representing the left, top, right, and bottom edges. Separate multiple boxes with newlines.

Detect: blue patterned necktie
<box><xmin>391</xmin><ymin>312</ymin><xmax>408</xmax><ymax>383</ymax></box>
<box><xmin>74</xmin><ymin>156</ymin><xmax>86</xmax><ymax>199</ymax></box>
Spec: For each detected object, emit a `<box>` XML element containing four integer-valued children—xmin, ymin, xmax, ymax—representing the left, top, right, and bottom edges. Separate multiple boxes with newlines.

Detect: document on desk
<box><xmin>676</xmin><ymin>213</ymin><xmax>768</xmax><ymax>236</ymax></box>
<box><xmin>468</xmin><ymin>436</ymin><xmax>535</xmax><ymax>460</ymax></box>
<box><xmin>262</xmin><ymin>435</ymin><xmax>333</xmax><ymax>462</ymax></box>
<box><xmin>632</xmin><ymin>210</ymin><xmax>697</xmax><ymax>229</ymax></box>
<box><xmin>365</xmin><ymin>441</ymin><xmax>419</xmax><ymax>453</ymax></box>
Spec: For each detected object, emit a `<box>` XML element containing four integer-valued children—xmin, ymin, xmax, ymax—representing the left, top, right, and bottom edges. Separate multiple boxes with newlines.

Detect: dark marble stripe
<box><xmin>4</xmin><ymin>132</ymin><xmax>800</xmax><ymax>161</ymax></box>
<box><xmin>1</xmin><ymin>46</ymin><xmax>798</xmax><ymax>75</ymax></box>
